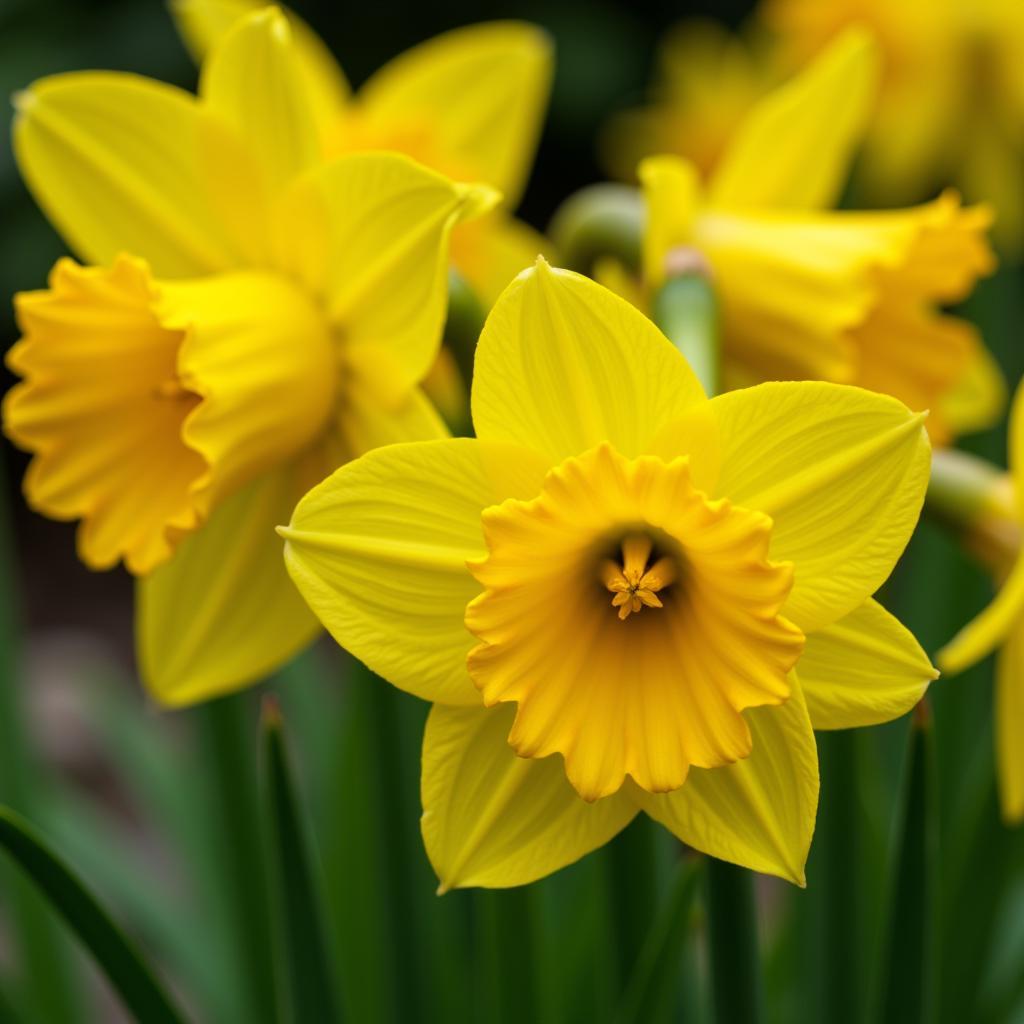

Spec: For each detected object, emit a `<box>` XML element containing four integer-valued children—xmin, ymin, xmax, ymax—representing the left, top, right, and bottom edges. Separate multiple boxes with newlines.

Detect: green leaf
<box><xmin>706</xmin><ymin>859</ymin><xmax>764</xmax><ymax>1024</ymax></box>
<box><xmin>615</xmin><ymin>856</ymin><xmax>703</xmax><ymax>1024</ymax></box>
<box><xmin>261</xmin><ymin>698</ymin><xmax>342</xmax><ymax>1024</ymax></box>
<box><xmin>0</xmin><ymin>807</ymin><xmax>188</xmax><ymax>1024</ymax></box>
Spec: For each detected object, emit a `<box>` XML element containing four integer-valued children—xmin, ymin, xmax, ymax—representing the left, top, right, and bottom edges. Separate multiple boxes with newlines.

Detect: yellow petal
<box><xmin>137</xmin><ymin>457</ymin><xmax>323</xmax><ymax>706</ymax></box>
<box><xmin>200</xmin><ymin>7</ymin><xmax>320</xmax><ymax>191</ymax></box>
<box><xmin>172</xmin><ymin>0</ymin><xmax>349</xmax><ymax>135</ymax></box>
<box><xmin>280</xmin><ymin>438</ymin><xmax>549</xmax><ymax>706</ymax></box>
<box><xmin>709</xmin><ymin>381</ymin><xmax>930</xmax><ymax>632</ymax></box>
<box><xmin>633</xmin><ymin>672</ymin><xmax>818</xmax><ymax>884</ymax></box>
<box><xmin>356</xmin><ymin>22</ymin><xmax>553</xmax><ymax>207</ymax></box>
<box><xmin>939</xmin><ymin>339</ymin><xmax>1007</xmax><ymax>441</ymax></box>
<box><xmin>13</xmin><ymin>72</ymin><xmax>244</xmax><ymax>277</ymax></box>
<box><xmin>996</xmin><ymin>620</ymin><xmax>1024</xmax><ymax>824</ymax></box>
<box><xmin>709</xmin><ymin>27</ymin><xmax>878</xmax><ymax>210</ymax></box>
<box><xmin>938</xmin><ymin>551</ymin><xmax>1024</xmax><ymax>676</ymax></box>
<box><xmin>450</xmin><ymin>212</ymin><xmax>549</xmax><ymax>308</ymax></box>
<box><xmin>276</xmin><ymin>153</ymin><xmax>498</xmax><ymax>398</ymax></box>
<box><xmin>422</xmin><ymin>703</ymin><xmax>637</xmax><ymax>891</ymax></box>
<box><xmin>472</xmin><ymin>260</ymin><xmax>707</xmax><ymax>465</ymax></box>
<box><xmin>799</xmin><ymin>598</ymin><xmax>936</xmax><ymax>729</ymax></box>
<box><xmin>638</xmin><ymin>155</ymin><xmax>702</xmax><ymax>290</ymax></box>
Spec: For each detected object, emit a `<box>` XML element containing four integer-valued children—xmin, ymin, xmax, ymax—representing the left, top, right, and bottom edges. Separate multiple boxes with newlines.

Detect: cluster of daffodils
<box><xmin>7</xmin><ymin>0</ymin><xmax>1020</xmax><ymax>890</ymax></box>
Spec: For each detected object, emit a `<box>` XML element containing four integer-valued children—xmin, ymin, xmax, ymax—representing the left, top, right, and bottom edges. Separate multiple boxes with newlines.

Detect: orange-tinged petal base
<box><xmin>466</xmin><ymin>443</ymin><xmax>805</xmax><ymax>801</ymax></box>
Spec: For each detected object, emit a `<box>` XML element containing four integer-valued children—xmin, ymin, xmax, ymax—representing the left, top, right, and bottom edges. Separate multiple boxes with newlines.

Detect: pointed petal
<box><xmin>422</xmin><ymin>703</ymin><xmax>637</xmax><ymax>891</ymax></box>
<box><xmin>357</xmin><ymin>22</ymin><xmax>552</xmax><ymax>207</ymax></box>
<box><xmin>800</xmin><ymin>598</ymin><xmax>936</xmax><ymax>729</ymax></box>
<box><xmin>996</xmin><ymin>621</ymin><xmax>1024</xmax><ymax>824</ymax></box>
<box><xmin>633</xmin><ymin>673</ymin><xmax>818</xmax><ymax>884</ymax></box>
<box><xmin>708</xmin><ymin>381</ymin><xmax>930</xmax><ymax>632</ymax></box>
<box><xmin>280</xmin><ymin>438</ymin><xmax>549</xmax><ymax>706</ymax></box>
<box><xmin>472</xmin><ymin>261</ymin><xmax>707</xmax><ymax>464</ymax></box>
<box><xmin>13</xmin><ymin>72</ymin><xmax>244</xmax><ymax>277</ymax></box>
<box><xmin>200</xmin><ymin>7</ymin><xmax>320</xmax><ymax>190</ymax></box>
<box><xmin>137</xmin><ymin>459</ymin><xmax>323</xmax><ymax>706</ymax></box>
<box><xmin>276</xmin><ymin>153</ymin><xmax>498</xmax><ymax>397</ymax></box>
<box><xmin>938</xmin><ymin>551</ymin><xmax>1024</xmax><ymax>676</ymax></box>
<box><xmin>173</xmin><ymin>0</ymin><xmax>349</xmax><ymax>133</ymax></box>
<box><xmin>709</xmin><ymin>28</ymin><xmax>878</xmax><ymax>211</ymax></box>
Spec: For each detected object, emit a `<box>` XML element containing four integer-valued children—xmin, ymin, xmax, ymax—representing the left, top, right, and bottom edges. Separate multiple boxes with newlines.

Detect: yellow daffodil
<box><xmin>600</xmin><ymin>18</ymin><xmax>779</xmax><ymax>184</ymax></box>
<box><xmin>938</xmin><ymin>382</ymin><xmax>1024</xmax><ymax>823</ymax></box>
<box><xmin>611</xmin><ymin>30</ymin><xmax>1002</xmax><ymax>447</ymax></box>
<box><xmin>763</xmin><ymin>0</ymin><xmax>1024</xmax><ymax>251</ymax></box>
<box><xmin>3</xmin><ymin>9</ymin><xmax>495</xmax><ymax>706</ymax></box>
<box><xmin>280</xmin><ymin>260</ymin><xmax>935</xmax><ymax>889</ymax></box>
<box><xmin>171</xmin><ymin>0</ymin><xmax>553</xmax><ymax>307</ymax></box>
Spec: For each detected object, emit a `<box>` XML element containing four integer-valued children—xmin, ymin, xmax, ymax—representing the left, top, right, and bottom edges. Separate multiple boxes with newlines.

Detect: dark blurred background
<box><xmin>0</xmin><ymin>0</ymin><xmax>753</xmax><ymax>654</ymax></box>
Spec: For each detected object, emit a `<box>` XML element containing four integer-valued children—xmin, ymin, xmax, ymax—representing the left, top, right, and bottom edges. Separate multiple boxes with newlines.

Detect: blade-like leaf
<box><xmin>0</xmin><ymin>807</ymin><xmax>187</xmax><ymax>1024</ymax></box>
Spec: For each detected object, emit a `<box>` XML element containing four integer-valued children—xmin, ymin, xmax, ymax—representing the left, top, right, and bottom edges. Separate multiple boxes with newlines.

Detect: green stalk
<box><xmin>475</xmin><ymin>887</ymin><xmax>539</xmax><ymax>1024</ymax></box>
<box><xmin>816</xmin><ymin>730</ymin><xmax>863</xmax><ymax>1024</ymax></box>
<box><xmin>0</xmin><ymin>449</ymin><xmax>80</xmax><ymax>1022</ymax></box>
<box><xmin>607</xmin><ymin>817</ymin><xmax>660</xmax><ymax>991</ymax></box>
<box><xmin>261</xmin><ymin>699</ymin><xmax>342</xmax><ymax>1023</ymax></box>
<box><xmin>875</xmin><ymin>706</ymin><xmax>938</xmax><ymax>1024</ymax></box>
<box><xmin>706</xmin><ymin>860</ymin><xmax>764</xmax><ymax>1024</ymax></box>
<box><xmin>547</xmin><ymin>184</ymin><xmax>644</xmax><ymax>275</ymax></box>
<box><xmin>195</xmin><ymin>693</ymin><xmax>279</xmax><ymax>1024</ymax></box>
<box><xmin>651</xmin><ymin>272</ymin><xmax>719</xmax><ymax>395</ymax></box>
<box><xmin>0</xmin><ymin>807</ymin><xmax>187</xmax><ymax>1024</ymax></box>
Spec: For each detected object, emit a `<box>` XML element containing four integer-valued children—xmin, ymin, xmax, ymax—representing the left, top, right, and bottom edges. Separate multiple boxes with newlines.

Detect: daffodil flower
<box><xmin>171</xmin><ymin>0</ymin><xmax>553</xmax><ymax>306</ymax></box>
<box><xmin>280</xmin><ymin>260</ymin><xmax>936</xmax><ymax>889</ymax></box>
<box><xmin>3</xmin><ymin>10</ymin><xmax>495</xmax><ymax>706</ymax></box>
<box><xmin>764</xmin><ymin>0</ymin><xmax>1024</xmax><ymax>252</ymax></box>
<box><xmin>939</xmin><ymin>382</ymin><xmax>1024</xmax><ymax>823</ymax></box>
<box><xmin>603</xmin><ymin>30</ymin><xmax>1002</xmax><ymax>446</ymax></box>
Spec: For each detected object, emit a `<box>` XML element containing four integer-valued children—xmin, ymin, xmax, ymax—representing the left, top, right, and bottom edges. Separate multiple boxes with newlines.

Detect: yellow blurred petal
<box><xmin>422</xmin><ymin>703</ymin><xmax>637</xmax><ymax>891</ymax></box>
<box><xmin>281</xmin><ymin>438</ymin><xmax>549</xmax><ymax>706</ymax></box>
<box><xmin>450</xmin><ymin>212</ymin><xmax>549</xmax><ymax>308</ymax></box>
<box><xmin>137</xmin><ymin>458</ymin><xmax>323</xmax><ymax>706</ymax></box>
<box><xmin>200</xmin><ymin>7</ymin><xmax>320</xmax><ymax>190</ymax></box>
<box><xmin>939</xmin><ymin>335</ymin><xmax>1006</xmax><ymax>441</ymax></box>
<box><xmin>13</xmin><ymin>72</ymin><xmax>244</xmax><ymax>277</ymax></box>
<box><xmin>172</xmin><ymin>0</ymin><xmax>350</xmax><ymax>134</ymax></box>
<box><xmin>472</xmin><ymin>261</ymin><xmax>707</xmax><ymax>465</ymax></box>
<box><xmin>634</xmin><ymin>672</ymin><xmax>817</xmax><ymax>884</ymax></box>
<box><xmin>276</xmin><ymin>153</ymin><xmax>498</xmax><ymax>397</ymax></box>
<box><xmin>799</xmin><ymin>598</ymin><xmax>936</xmax><ymax>729</ymax></box>
<box><xmin>938</xmin><ymin>551</ymin><xmax>1024</xmax><ymax>676</ymax></box>
<box><xmin>996</xmin><ymin>620</ymin><xmax>1024</xmax><ymax>824</ymax></box>
<box><xmin>709</xmin><ymin>381</ymin><xmax>930</xmax><ymax>632</ymax></box>
<box><xmin>638</xmin><ymin>155</ymin><xmax>701</xmax><ymax>289</ymax></box>
<box><xmin>709</xmin><ymin>28</ymin><xmax>878</xmax><ymax>210</ymax></box>
<box><xmin>357</xmin><ymin>22</ymin><xmax>553</xmax><ymax>207</ymax></box>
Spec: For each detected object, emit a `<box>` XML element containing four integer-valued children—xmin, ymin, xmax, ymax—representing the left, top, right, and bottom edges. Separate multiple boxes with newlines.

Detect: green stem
<box><xmin>876</xmin><ymin>706</ymin><xmax>938</xmax><ymax>1024</ymax></box>
<box><xmin>547</xmin><ymin>184</ymin><xmax>643</xmax><ymax>275</ymax></box>
<box><xmin>817</xmin><ymin>730</ymin><xmax>863</xmax><ymax>1024</ymax></box>
<box><xmin>608</xmin><ymin>817</ymin><xmax>659</xmax><ymax>991</ymax></box>
<box><xmin>196</xmin><ymin>694</ymin><xmax>279</xmax><ymax>1024</ymax></box>
<box><xmin>651</xmin><ymin>270</ymin><xmax>720</xmax><ymax>395</ymax></box>
<box><xmin>261</xmin><ymin>699</ymin><xmax>341</xmax><ymax>1024</ymax></box>
<box><xmin>706</xmin><ymin>859</ymin><xmax>764</xmax><ymax>1024</ymax></box>
<box><xmin>475</xmin><ymin>888</ymin><xmax>538</xmax><ymax>1024</ymax></box>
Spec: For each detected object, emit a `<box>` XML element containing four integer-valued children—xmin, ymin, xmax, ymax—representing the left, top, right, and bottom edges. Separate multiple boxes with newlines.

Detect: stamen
<box><xmin>602</xmin><ymin>534</ymin><xmax>676</xmax><ymax>620</ymax></box>
<box><xmin>153</xmin><ymin>378</ymin><xmax>189</xmax><ymax>400</ymax></box>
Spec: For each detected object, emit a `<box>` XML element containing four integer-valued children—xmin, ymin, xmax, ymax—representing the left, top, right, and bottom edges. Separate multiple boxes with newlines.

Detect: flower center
<box><xmin>601</xmin><ymin>534</ymin><xmax>677</xmax><ymax>619</ymax></box>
